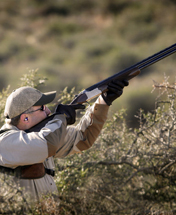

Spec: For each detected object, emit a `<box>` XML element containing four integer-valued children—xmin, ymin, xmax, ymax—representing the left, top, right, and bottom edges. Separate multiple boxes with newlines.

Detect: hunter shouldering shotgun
<box><xmin>0</xmin><ymin>43</ymin><xmax>175</xmax><ymax>202</ymax></box>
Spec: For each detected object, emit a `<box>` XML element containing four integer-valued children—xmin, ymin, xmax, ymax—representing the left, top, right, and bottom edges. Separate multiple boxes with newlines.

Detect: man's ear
<box><xmin>20</xmin><ymin>114</ymin><xmax>29</xmax><ymax>123</ymax></box>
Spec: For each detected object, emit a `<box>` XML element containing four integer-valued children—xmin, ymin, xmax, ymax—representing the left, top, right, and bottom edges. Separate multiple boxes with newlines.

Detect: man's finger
<box><xmin>123</xmin><ymin>80</ymin><xmax>129</xmax><ymax>86</ymax></box>
<box><xmin>70</xmin><ymin>104</ymin><xmax>85</xmax><ymax>110</ymax></box>
<box><xmin>111</xmin><ymin>80</ymin><xmax>125</xmax><ymax>88</ymax></box>
<box><xmin>111</xmin><ymin>79</ymin><xmax>129</xmax><ymax>87</ymax></box>
<box><xmin>108</xmin><ymin>83</ymin><xmax>123</xmax><ymax>91</ymax></box>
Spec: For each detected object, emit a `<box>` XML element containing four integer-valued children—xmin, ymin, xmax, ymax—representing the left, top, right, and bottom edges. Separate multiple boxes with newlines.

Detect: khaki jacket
<box><xmin>0</xmin><ymin>101</ymin><xmax>109</xmax><ymax>200</ymax></box>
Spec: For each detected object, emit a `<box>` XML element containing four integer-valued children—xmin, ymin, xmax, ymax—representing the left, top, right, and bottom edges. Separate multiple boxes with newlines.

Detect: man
<box><xmin>0</xmin><ymin>79</ymin><xmax>128</xmax><ymax>201</ymax></box>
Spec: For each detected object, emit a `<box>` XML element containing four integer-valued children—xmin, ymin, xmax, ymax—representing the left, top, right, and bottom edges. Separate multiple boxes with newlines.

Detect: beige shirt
<box><xmin>0</xmin><ymin>102</ymin><xmax>109</xmax><ymax>200</ymax></box>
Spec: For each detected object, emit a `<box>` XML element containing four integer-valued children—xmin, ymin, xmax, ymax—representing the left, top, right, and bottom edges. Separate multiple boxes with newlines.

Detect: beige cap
<box><xmin>4</xmin><ymin>86</ymin><xmax>56</xmax><ymax>119</ymax></box>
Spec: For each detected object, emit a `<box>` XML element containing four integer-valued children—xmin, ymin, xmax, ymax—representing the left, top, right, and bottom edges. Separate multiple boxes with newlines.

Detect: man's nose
<box><xmin>45</xmin><ymin>107</ymin><xmax>51</xmax><ymax>116</ymax></box>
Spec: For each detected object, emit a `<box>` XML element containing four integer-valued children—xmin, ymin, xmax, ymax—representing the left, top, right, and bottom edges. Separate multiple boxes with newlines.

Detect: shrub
<box><xmin>55</xmin><ymin>77</ymin><xmax>176</xmax><ymax>214</ymax></box>
<box><xmin>1</xmin><ymin>72</ymin><xmax>176</xmax><ymax>214</ymax></box>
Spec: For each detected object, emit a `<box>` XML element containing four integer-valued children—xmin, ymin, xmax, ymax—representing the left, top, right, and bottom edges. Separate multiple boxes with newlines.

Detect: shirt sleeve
<box><xmin>54</xmin><ymin>103</ymin><xmax>109</xmax><ymax>158</ymax></box>
<box><xmin>76</xmin><ymin>103</ymin><xmax>109</xmax><ymax>151</ymax></box>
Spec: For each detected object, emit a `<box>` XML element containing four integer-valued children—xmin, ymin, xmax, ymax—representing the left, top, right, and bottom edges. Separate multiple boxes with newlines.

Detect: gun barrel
<box><xmin>138</xmin><ymin>46</ymin><xmax>176</xmax><ymax>70</ymax></box>
<box><xmin>135</xmin><ymin>43</ymin><xmax>176</xmax><ymax>69</ymax></box>
<box><xmin>70</xmin><ymin>43</ymin><xmax>176</xmax><ymax>104</ymax></box>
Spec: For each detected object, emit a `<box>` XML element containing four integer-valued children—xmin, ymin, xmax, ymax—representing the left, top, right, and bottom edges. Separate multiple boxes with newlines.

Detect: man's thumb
<box><xmin>70</xmin><ymin>104</ymin><xmax>85</xmax><ymax>110</ymax></box>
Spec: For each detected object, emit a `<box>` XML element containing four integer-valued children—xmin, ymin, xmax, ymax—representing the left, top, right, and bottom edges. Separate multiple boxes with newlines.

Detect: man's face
<box><xmin>28</xmin><ymin>105</ymin><xmax>51</xmax><ymax>127</ymax></box>
<box><xmin>17</xmin><ymin>105</ymin><xmax>51</xmax><ymax>130</ymax></box>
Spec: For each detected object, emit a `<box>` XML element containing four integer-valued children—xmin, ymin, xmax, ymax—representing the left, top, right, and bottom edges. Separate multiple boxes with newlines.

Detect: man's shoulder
<box><xmin>0</xmin><ymin>124</ymin><xmax>18</xmax><ymax>135</ymax></box>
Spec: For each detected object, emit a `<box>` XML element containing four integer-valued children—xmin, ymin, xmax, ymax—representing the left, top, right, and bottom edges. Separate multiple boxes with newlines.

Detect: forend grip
<box><xmin>70</xmin><ymin>67</ymin><xmax>141</xmax><ymax>105</ymax></box>
<box><xmin>120</xmin><ymin>67</ymin><xmax>141</xmax><ymax>81</ymax></box>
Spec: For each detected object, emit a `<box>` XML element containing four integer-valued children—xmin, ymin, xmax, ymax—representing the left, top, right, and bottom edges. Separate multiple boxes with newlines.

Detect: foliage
<box><xmin>57</xmin><ymin>86</ymin><xmax>77</xmax><ymax>105</ymax></box>
<box><xmin>0</xmin><ymin>174</ymin><xmax>33</xmax><ymax>214</ymax></box>
<box><xmin>0</xmin><ymin>85</ymin><xmax>10</xmax><ymax>125</ymax></box>
<box><xmin>0</xmin><ymin>0</ymin><xmax>176</xmax><ymax>213</ymax></box>
<box><xmin>1</xmin><ymin>0</ymin><xmax>176</xmax><ymax>119</ymax></box>
<box><xmin>19</xmin><ymin>68</ymin><xmax>48</xmax><ymax>89</ymax></box>
<box><xmin>54</xmin><ymin>77</ymin><xmax>176</xmax><ymax>214</ymax></box>
<box><xmin>1</xmin><ymin>71</ymin><xmax>176</xmax><ymax>213</ymax></box>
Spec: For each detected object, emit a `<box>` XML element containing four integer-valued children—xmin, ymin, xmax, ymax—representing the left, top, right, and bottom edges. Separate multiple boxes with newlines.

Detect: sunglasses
<box><xmin>26</xmin><ymin>105</ymin><xmax>46</xmax><ymax>114</ymax></box>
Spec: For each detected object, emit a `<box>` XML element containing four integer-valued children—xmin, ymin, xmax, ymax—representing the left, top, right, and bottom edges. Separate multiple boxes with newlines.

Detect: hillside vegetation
<box><xmin>1</xmin><ymin>1</ymin><xmax>176</xmax><ymax>214</ymax></box>
<box><xmin>0</xmin><ymin>0</ymin><xmax>176</xmax><ymax>126</ymax></box>
<box><xmin>1</xmin><ymin>71</ymin><xmax>176</xmax><ymax>214</ymax></box>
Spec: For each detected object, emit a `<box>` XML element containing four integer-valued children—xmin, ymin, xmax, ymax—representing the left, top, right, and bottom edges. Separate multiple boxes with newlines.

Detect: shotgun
<box><xmin>70</xmin><ymin>43</ymin><xmax>176</xmax><ymax>104</ymax></box>
<box><xmin>26</xmin><ymin>43</ymin><xmax>176</xmax><ymax>133</ymax></box>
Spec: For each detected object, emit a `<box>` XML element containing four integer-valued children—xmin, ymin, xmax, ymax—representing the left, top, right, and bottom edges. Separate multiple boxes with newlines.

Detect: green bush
<box><xmin>1</xmin><ymin>71</ymin><xmax>176</xmax><ymax>214</ymax></box>
<box><xmin>54</xmin><ymin>78</ymin><xmax>176</xmax><ymax>214</ymax></box>
<box><xmin>0</xmin><ymin>0</ymin><xmax>176</xmax><ymax>212</ymax></box>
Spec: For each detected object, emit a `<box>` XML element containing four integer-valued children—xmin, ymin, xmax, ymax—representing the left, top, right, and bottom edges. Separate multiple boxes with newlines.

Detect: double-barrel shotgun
<box><xmin>26</xmin><ymin>43</ymin><xmax>176</xmax><ymax>132</ymax></box>
<box><xmin>71</xmin><ymin>43</ymin><xmax>176</xmax><ymax>105</ymax></box>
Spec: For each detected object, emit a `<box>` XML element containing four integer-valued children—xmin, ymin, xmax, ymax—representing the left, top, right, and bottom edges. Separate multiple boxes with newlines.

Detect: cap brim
<box><xmin>34</xmin><ymin>91</ymin><xmax>56</xmax><ymax>106</ymax></box>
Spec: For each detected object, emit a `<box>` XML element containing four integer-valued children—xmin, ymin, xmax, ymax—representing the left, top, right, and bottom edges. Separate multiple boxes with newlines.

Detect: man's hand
<box><xmin>55</xmin><ymin>104</ymin><xmax>85</xmax><ymax>125</ymax></box>
<box><xmin>102</xmin><ymin>79</ymin><xmax>129</xmax><ymax>106</ymax></box>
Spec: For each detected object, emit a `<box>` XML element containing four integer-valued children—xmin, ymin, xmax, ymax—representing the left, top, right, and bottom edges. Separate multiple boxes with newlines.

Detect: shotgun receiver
<box><xmin>70</xmin><ymin>43</ymin><xmax>176</xmax><ymax>105</ymax></box>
